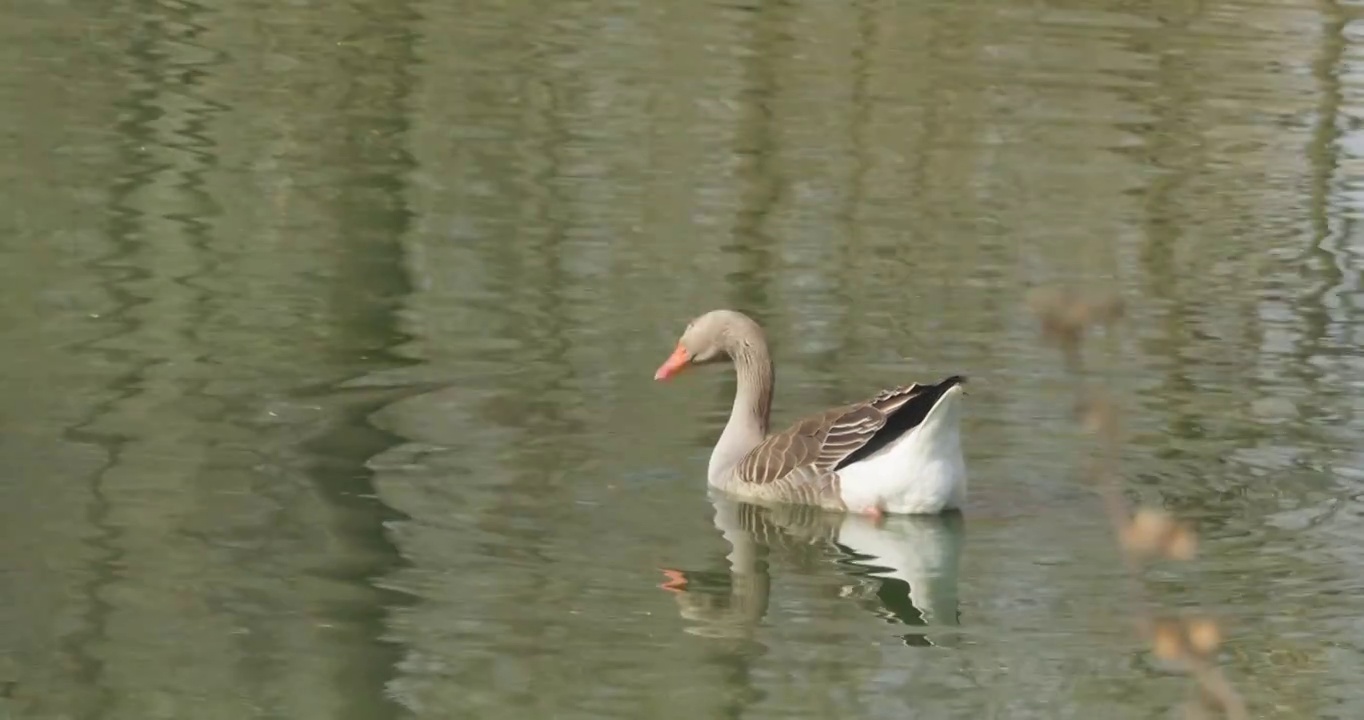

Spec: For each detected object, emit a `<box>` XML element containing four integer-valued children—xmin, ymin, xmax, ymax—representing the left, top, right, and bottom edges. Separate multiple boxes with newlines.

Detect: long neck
<box><xmin>708</xmin><ymin>341</ymin><xmax>774</xmax><ymax>485</ymax></box>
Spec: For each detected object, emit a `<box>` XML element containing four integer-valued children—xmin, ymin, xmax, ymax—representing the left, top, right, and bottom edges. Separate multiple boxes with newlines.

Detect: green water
<box><xmin>0</xmin><ymin>0</ymin><xmax>1360</xmax><ymax>717</ymax></box>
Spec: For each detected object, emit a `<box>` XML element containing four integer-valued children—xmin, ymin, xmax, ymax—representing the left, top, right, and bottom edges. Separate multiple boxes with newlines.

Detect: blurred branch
<box><xmin>1028</xmin><ymin>287</ymin><xmax>1248</xmax><ymax>720</ymax></box>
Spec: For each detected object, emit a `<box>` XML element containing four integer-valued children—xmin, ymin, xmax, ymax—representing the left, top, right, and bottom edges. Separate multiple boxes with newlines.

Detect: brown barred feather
<box><xmin>733</xmin><ymin>383</ymin><xmax>933</xmax><ymax>492</ymax></box>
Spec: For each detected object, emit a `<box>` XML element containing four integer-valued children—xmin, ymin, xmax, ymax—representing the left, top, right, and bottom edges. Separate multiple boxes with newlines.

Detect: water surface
<box><xmin>1</xmin><ymin>0</ymin><xmax>1361</xmax><ymax>718</ymax></box>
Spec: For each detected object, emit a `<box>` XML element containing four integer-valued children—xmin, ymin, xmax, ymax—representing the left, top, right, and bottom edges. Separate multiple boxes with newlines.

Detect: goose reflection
<box><xmin>660</xmin><ymin>497</ymin><xmax>963</xmax><ymax>646</ymax></box>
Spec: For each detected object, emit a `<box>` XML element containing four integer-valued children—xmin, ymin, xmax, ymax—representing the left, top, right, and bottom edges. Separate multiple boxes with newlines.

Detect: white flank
<box><xmin>837</xmin><ymin>384</ymin><xmax>967</xmax><ymax>515</ymax></box>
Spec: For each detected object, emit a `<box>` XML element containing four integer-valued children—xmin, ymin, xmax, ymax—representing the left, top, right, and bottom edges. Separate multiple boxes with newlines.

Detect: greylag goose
<box><xmin>655</xmin><ymin>309</ymin><xmax>967</xmax><ymax>518</ymax></box>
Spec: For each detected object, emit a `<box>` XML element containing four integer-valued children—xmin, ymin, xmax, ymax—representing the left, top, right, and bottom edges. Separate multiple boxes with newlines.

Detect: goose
<box><xmin>654</xmin><ymin>309</ymin><xmax>967</xmax><ymax>518</ymax></box>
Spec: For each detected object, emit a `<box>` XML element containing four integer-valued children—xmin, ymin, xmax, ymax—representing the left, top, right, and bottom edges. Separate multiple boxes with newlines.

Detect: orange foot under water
<box><xmin>859</xmin><ymin>505</ymin><xmax>887</xmax><ymax>528</ymax></box>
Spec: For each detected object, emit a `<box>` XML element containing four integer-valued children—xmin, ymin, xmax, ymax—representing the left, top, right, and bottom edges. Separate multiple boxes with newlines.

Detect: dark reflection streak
<box><xmin>159</xmin><ymin>2</ymin><xmax>224</xmax><ymax>358</ymax></box>
<box><xmin>455</xmin><ymin>6</ymin><xmax>562</xmax><ymax>562</ymax></box>
<box><xmin>146</xmin><ymin>0</ymin><xmax>290</xmax><ymax>703</ymax></box>
<box><xmin>520</xmin><ymin>30</ymin><xmax>577</xmax><ymax>461</ymax></box>
<box><xmin>905</xmin><ymin>5</ymin><xmax>952</xmax><ymax>243</ymax></box>
<box><xmin>299</xmin><ymin>394</ymin><xmax>418</xmax><ymax>720</ymax></box>
<box><xmin>1130</xmin><ymin>11</ymin><xmax>1274</xmax><ymax>522</ymax></box>
<box><xmin>821</xmin><ymin>0</ymin><xmax>876</xmax><ymax>390</ymax></box>
<box><xmin>727</xmin><ymin>4</ymin><xmax>781</xmax><ymax>315</ymax></box>
<box><xmin>299</xmin><ymin>1</ymin><xmax>423</xmax><ymax>717</ymax></box>
<box><xmin>1135</xmin><ymin>13</ymin><xmax>1210</xmax><ymax>477</ymax></box>
<box><xmin>714</xmin><ymin>645</ymin><xmax>766</xmax><ymax>720</ymax></box>
<box><xmin>476</xmin><ymin>14</ymin><xmax>577</xmax><ymax>550</ymax></box>
<box><xmin>458</xmin><ymin>10</ymin><xmax>581</xmax><ymax>705</ymax></box>
<box><xmin>1303</xmin><ymin>2</ymin><xmax>1347</xmax><ymax>413</ymax></box>
<box><xmin>55</xmin><ymin>7</ymin><xmax>170</xmax><ymax>717</ymax></box>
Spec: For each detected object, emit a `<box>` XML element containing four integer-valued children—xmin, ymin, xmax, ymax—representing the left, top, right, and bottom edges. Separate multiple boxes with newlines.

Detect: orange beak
<box><xmin>654</xmin><ymin>344</ymin><xmax>690</xmax><ymax>380</ymax></box>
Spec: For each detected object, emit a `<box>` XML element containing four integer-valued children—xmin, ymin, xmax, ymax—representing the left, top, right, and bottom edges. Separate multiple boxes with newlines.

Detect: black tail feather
<box><xmin>835</xmin><ymin>375</ymin><xmax>965</xmax><ymax>469</ymax></box>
